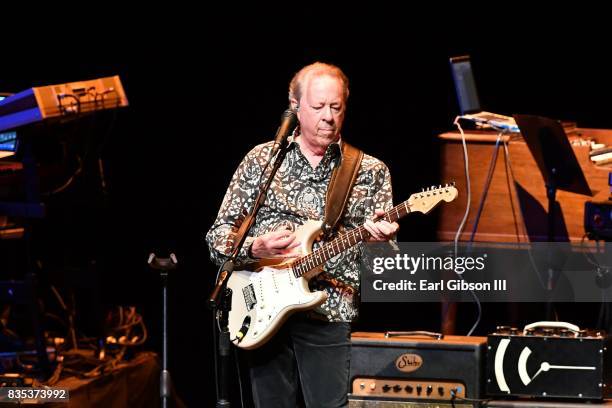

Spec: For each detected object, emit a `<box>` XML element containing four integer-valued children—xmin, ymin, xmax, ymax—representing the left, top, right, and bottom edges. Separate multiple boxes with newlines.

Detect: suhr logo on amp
<box><xmin>395</xmin><ymin>353</ymin><xmax>423</xmax><ymax>372</ymax></box>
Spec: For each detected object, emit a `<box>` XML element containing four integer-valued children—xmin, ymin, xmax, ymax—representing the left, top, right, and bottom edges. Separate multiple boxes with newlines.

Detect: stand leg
<box><xmin>161</xmin><ymin>276</ymin><xmax>170</xmax><ymax>408</ymax></box>
<box><xmin>546</xmin><ymin>182</ymin><xmax>557</xmax><ymax>320</ymax></box>
<box><xmin>547</xmin><ymin>184</ymin><xmax>556</xmax><ymax>242</ymax></box>
<box><xmin>216</xmin><ymin>329</ymin><xmax>231</xmax><ymax>408</ymax></box>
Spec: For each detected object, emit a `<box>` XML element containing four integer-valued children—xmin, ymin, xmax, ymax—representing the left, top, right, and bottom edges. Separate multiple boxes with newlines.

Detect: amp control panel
<box><xmin>351</xmin><ymin>377</ymin><xmax>466</xmax><ymax>400</ymax></box>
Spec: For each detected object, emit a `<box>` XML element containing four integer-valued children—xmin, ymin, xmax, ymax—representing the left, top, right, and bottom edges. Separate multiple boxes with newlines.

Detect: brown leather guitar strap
<box><xmin>322</xmin><ymin>142</ymin><xmax>363</xmax><ymax>238</ymax></box>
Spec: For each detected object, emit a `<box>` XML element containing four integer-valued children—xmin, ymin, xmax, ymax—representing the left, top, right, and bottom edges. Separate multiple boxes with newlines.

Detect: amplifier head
<box><xmin>349</xmin><ymin>332</ymin><xmax>486</xmax><ymax>402</ymax></box>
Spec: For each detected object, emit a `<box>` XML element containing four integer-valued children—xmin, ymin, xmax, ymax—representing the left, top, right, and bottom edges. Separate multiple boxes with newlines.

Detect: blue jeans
<box><xmin>247</xmin><ymin>313</ymin><xmax>351</xmax><ymax>408</ymax></box>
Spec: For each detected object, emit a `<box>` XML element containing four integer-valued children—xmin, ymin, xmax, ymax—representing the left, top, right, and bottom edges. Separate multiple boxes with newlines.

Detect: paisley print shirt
<box><xmin>206</xmin><ymin>138</ymin><xmax>393</xmax><ymax>322</ymax></box>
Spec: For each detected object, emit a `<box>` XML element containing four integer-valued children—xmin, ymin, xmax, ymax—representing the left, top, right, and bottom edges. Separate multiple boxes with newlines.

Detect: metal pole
<box><xmin>161</xmin><ymin>271</ymin><xmax>170</xmax><ymax>408</ymax></box>
<box><xmin>148</xmin><ymin>254</ymin><xmax>176</xmax><ymax>408</ymax></box>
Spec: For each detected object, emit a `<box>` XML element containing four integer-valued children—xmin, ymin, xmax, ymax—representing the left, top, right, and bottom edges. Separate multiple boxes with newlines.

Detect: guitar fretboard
<box><xmin>291</xmin><ymin>200</ymin><xmax>411</xmax><ymax>278</ymax></box>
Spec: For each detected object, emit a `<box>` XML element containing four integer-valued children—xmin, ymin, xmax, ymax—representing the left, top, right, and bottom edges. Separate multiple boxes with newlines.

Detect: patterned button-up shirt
<box><xmin>206</xmin><ymin>137</ymin><xmax>393</xmax><ymax>322</ymax></box>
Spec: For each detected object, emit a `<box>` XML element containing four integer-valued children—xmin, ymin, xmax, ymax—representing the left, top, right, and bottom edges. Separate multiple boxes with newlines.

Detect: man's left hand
<box><xmin>364</xmin><ymin>209</ymin><xmax>399</xmax><ymax>241</ymax></box>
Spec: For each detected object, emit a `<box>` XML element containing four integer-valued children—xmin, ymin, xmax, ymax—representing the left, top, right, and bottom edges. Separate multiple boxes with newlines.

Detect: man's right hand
<box><xmin>250</xmin><ymin>229</ymin><xmax>301</xmax><ymax>259</ymax></box>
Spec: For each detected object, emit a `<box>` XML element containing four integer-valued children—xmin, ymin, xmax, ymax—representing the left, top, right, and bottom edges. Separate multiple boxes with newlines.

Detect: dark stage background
<box><xmin>2</xmin><ymin>13</ymin><xmax>612</xmax><ymax>407</ymax></box>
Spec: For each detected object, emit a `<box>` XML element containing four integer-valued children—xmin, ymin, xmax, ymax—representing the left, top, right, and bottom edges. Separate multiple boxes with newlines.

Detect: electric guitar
<box><xmin>226</xmin><ymin>184</ymin><xmax>458</xmax><ymax>349</ymax></box>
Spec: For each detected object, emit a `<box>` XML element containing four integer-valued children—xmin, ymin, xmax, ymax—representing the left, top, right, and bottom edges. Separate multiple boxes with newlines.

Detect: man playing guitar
<box><xmin>207</xmin><ymin>62</ymin><xmax>398</xmax><ymax>408</ymax></box>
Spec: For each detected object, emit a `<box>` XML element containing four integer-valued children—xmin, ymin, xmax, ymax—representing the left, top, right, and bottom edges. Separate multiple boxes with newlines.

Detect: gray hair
<box><xmin>288</xmin><ymin>62</ymin><xmax>350</xmax><ymax>107</ymax></box>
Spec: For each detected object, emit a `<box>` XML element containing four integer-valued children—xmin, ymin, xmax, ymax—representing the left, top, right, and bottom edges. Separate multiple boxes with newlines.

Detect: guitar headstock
<box><xmin>407</xmin><ymin>183</ymin><xmax>458</xmax><ymax>214</ymax></box>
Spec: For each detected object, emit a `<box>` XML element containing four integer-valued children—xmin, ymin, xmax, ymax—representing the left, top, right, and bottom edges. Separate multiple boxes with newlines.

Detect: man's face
<box><xmin>296</xmin><ymin>74</ymin><xmax>346</xmax><ymax>150</ymax></box>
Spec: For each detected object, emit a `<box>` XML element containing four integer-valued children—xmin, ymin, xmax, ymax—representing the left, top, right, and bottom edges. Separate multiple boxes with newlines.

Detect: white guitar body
<box><xmin>223</xmin><ymin>184</ymin><xmax>458</xmax><ymax>350</ymax></box>
<box><xmin>226</xmin><ymin>220</ymin><xmax>328</xmax><ymax>350</ymax></box>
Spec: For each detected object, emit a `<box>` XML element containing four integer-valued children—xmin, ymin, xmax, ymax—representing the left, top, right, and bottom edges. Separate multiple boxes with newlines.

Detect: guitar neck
<box><xmin>292</xmin><ymin>200</ymin><xmax>411</xmax><ymax>278</ymax></box>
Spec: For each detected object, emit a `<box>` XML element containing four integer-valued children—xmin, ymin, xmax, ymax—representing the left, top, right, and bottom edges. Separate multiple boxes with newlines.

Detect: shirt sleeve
<box><xmin>358</xmin><ymin>161</ymin><xmax>397</xmax><ymax>285</ymax></box>
<box><xmin>350</xmin><ymin>159</ymin><xmax>395</xmax><ymax>266</ymax></box>
<box><xmin>372</xmin><ymin>162</ymin><xmax>394</xmax><ymax>215</ymax></box>
<box><xmin>205</xmin><ymin>144</ymin><xmax>268</xmax><ymax>267</ymax></box>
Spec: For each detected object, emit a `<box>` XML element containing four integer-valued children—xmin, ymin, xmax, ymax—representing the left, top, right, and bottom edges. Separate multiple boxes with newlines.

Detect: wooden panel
<box><xmin>437</xmin><ymin>128</ymin><xmax>612</xmax><ymax>242</ymax></box>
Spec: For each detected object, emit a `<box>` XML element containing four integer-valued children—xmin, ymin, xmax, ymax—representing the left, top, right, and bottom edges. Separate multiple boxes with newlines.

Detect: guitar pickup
<box><xmin>243</xmin><ymin>284</ymin><xmax>257</xmax><ymax>311</ymax></box>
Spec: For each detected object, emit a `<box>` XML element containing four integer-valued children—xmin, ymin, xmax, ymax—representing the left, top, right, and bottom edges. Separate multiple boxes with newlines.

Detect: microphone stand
<box><xmin>148</xmin><ymin>253</ymin><xmax>178</xmax><ymax>408</ymax></box>
<box><xmin>208</xmin><ymin>138</ymin><xmax>291</xmax><ymax>408</ymax></box>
